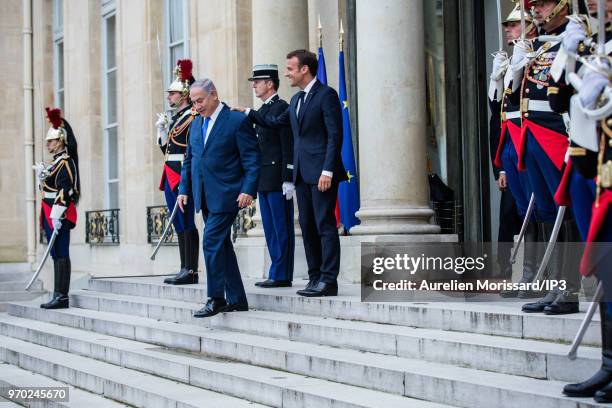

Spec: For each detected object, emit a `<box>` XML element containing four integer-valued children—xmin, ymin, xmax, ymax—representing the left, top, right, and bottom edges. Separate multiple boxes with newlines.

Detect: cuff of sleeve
<box><xmin>499</xmin><ymin>171</ymin><xmax>506</xmax><ymax>175</ymax></box>
<box><xmin>50</xmin><ymin>205</ymin><xmax>67</xmax><ymax>219</ymax></box>
<box><xmin>245</xmin><ymin>108</ymin><xmax>251</xmax><ymax>116</ymax></box>
<box><xmin>322</xmin><ymin>170</ymin><xmax>333</xmax><ymax>178</ymax></box>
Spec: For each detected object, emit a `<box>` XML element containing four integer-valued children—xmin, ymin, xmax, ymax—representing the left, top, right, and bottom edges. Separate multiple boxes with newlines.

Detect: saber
<box><xmin>568</xmin><ymin>282</ymin><xmax>603</xmax><ymax>360</ymax></box>
<box><xmin>510</xmin><ymin>193</ymin><xmax>536</xmax><ymax>264</ymax></box>
<box><xmin>496</xmin><ymin>0</ymin><xmax>504</xmax><ymax>51</ymax></box>
<box><xmin>25</xmin><ymin>228</ymin><xmax>58</xmax><ymax>290</ymax></box>
<box><xmin>150</xmin><ymin>200</ymin><xmax>180</xmax><ymax>260</ymax></box>
<box><xmin>520</xmin><ymin>0</ymin><xmax>527</xmax><ymax>41</ymax></box>
<box><xmin>597</xmin><ymin>0</ymin><xmax>605</xmax><ymax>56</ymax></box>
<box><xmin>155</xmin><ymin>31</ymin><xmax>166</xmax><ymax>108</ymax></box>
<box><xmin>533</xmin><ymin>206</ymin><xmax>566</xmax><ymax>282</ymax></box>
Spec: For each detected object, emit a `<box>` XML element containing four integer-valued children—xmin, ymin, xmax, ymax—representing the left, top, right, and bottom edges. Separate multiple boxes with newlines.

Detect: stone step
<box><xmin>0</xmin><ymin>334</ymin><xmax>267</xmax><ymax>408</ymax></box>
<box><xmin>0</xmin><ymin>361</ymin><xmax>130</xmax><ymax>407</ymax></box>
<box><xmin>0</xmin><ymin>291</ymin><xmax>46</xmax><ymax>303</ymax></box>
<box><xmin>0</xmin><ymin>273</ymin><xmax>31</xmax><ymax>283</ymax></box>
<box><xmin>0</xmin><ymin>313</ymin><xmax>447</xmax><ymax>408</ymax></box>
<box><xmin>6</xmin><ymin>302</ymin><xmax>605</xmax><ymax>408</ymax></box>
<box><xmin>68</xmin><ymin>289</ymin><xmax>600</xmax><ymax>383</ymax></box>
<box><xmin>88</xmin><ymin>277</ymin><xmax>602</xmax><ymax>346</ymax></box>
<box><xmin>0</xmin><ymin>281</ymin><xmax>43</xmax><ymax>292</ymax></box>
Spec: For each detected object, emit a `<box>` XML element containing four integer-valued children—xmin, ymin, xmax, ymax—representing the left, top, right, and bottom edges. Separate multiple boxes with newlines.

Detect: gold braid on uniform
<box><xmin>164</xmin><ymin>113</ymin><xmax>195</xmax><ymax>159</ymax></box>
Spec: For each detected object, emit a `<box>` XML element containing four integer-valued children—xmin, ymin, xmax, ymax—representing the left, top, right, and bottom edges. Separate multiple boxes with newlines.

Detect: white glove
<box><xmin>579</xmin><ymin>68</ymin><xmax>609</xmax><ymax>109</ymax></box>
<box><xmin>51</xmin><ymin>218</ymin><xmax>62</xmax><ymax>231</ymax></box>
<box><xmin>282</xmin><ymin>182</ymin><xmax>295</xmax><ymax>201</ymax></box>
<box><xmin>490</xmin><ymin>52</ymin><xmax>508</xmax><ymax>80</ymax></box>
<box><xmin>32</xmin><ymin>162</ymin><xmax>47</xmax><ymax>185</ymax></box>
<box><xmin>562</xmin><ymin>19</ymin><xmax>587</xmax><ymax>55</ymax></box>
<box><xmin>510</xmin><ymin>40</ymin><xmax>533</xmax><ymax>69</ymax></box>
<box><xmin>155</xmin><ymin>112</ymin><xmax>170</xmax><ymax>130</ymax></box>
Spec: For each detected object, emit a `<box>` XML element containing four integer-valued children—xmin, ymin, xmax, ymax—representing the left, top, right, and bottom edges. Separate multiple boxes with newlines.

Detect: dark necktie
<box><xmin>297</xmin><ymin>91</ymin><xmax>307</xmax><ymax>122</ymax></box>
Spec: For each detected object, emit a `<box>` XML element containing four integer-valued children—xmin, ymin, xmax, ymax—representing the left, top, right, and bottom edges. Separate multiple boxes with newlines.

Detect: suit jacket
<box><xmin>248</xmin><ymin>80</ymin><xmax>347</xmax><ymax>185</ymax></box>
<box><xmin>255</xmin><ymin>95</ymin><xmax>294</xmax><ymax>192</ymax></box>
<box><xmin>179</xmin><ymin>104</ymin><xmax>260</xmax><ymax>213</ymax></box>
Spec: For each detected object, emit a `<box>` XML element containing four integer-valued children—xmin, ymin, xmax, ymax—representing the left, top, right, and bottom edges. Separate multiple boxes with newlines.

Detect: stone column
<box><xmin>351</xmin><ymin>0</ymin><xmax>439</xmax><ymax>235</ymax></box>
<box><xmin>247</xmin><ymin>0</ymin><xmax>308</xmax><ymax>238</ymax></box>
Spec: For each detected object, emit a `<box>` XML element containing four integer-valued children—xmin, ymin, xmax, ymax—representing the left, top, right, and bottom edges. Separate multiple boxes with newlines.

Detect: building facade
<box><xmin>1</xmin><ymin>0</ymin><xmax>510</xmax><ymax>286</ymax></box>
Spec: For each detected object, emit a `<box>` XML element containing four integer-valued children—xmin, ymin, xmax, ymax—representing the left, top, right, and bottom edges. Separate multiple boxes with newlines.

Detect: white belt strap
<box><xmin>166</xmin><ymin>154</ymin><xmax>184</xmax><ymax>162</ymax></box>
<box><xmin>505</xmin><ymin>111</ymin><xmax>521</xmax><ymax>120</ymax></box>
<box><xmin>43</xmin><ymin>192</ymin><xmax>57</xmax><ymax>199</ymax></box>
<box><xmin>526</xmin><ymin>99</ymin><xmax>553</xmax><ymax>113</ymax></box>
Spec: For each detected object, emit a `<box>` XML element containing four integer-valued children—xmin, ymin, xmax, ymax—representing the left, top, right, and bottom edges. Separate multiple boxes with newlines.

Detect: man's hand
<box><xmin>318</xmin><ymin>174</ymin><xmax>332</xmax><ymax>192</ymax></box>
<box><xmin>497</xmin><ymin>173</ymin><xmax>507</xmax><ymax>191</ymax></box>
<box><xmin>232</xmin><ymin>106</ymin><xmax>247</xmax><ymax>113</ymax></box>
<box><xmin>177</xmin><ymin>195</ymin><xmax>188</xmax><ymax>212</ymax></box>
<box><xmin>237</xmin><ymin>193</ymin><xmax>254</xmax><ymax>208</ymax></box>
<box><xmin>563</xmin><ymin>19</ymin><xmax>587</xmax><ymax>55</ymax></box>
<box><xmin>579</xmin><ymin>68</ymin><xmax>609</xmax><ymax>109</ymax></box>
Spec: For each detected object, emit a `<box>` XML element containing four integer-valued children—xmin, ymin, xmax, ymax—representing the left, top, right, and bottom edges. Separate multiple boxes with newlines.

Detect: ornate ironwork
<box><xmin>85</xmin><ymin>209</ymin><xmax>120</xmax><ymax>245</ymax></box>
<box><xmin>147</xmin><ymin>205</ymin><xmax>178</xmax><ymax>245</ymax></box>
<box><xmin>431</xmin><ymin>200</ymin><xmax>463</xmax><ymax>239</ymax></box>
<box><xmin>232</xmin><ymin>204</ymin><xmax>256</xmax><ymax>242</ymax></box>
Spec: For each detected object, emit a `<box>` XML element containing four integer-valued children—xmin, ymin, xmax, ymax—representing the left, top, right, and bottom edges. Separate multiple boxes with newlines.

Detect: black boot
<box><xmin>544</xmin><ymin>220</ymin><xmax>581</xmax><ymax>315</ymax></box>
<box><xmin>41</xmin><ymin>258</ymin><xmax>70</xmax><ymax>309</ymax></box>
<box><xmin>500</xmin><ymin>222</ymin><xmax>540</xmax><ymax>298</ymax></box>
<box><xmin>165</xmin><ymin>230</ymin><xmax>199</xmax><ymax>285</ymax></box>
<box><xmin>164</xmin><ymin>232</ymin><xmax>187</xmax><ymax>284</ymax></box>
<box><xmin>565</xmin><ymin>303</ymin><xmax>612</xmax><ymax>398</ymax></box>
<box><xmin>521</xmin><ymin>288</ymin><xmax>559</xmax><ymax>313</ymax></box>
<box><xmin>40</xmin><ymin>260</ymin><xmax>61</xmax><ymax>309</ymax></box>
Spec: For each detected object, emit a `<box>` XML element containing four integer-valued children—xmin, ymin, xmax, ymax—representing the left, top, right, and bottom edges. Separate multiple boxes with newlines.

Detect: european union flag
<box><xmin>317</xmin><ymin>46</ymin><xmax>327</xmax><ymax>85</ymax></box>
<box><xmin>338</xmin><ymin>49</ymin><xmax>360</xmax><ymax>231</ymax></box>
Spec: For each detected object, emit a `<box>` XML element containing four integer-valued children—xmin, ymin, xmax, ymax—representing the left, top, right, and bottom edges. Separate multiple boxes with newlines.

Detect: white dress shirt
<box><xmin>203</xmin><ymin>102</ymin><xmax>224</xmax><ymax>146</ymax></box>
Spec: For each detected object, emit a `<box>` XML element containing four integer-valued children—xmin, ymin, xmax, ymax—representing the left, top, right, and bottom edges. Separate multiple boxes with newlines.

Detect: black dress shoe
<box><xmin>193</xmin><ymin>298</ymin><xmax>227</xmax><ymax>318</ymax></box>
<box><xmin>296</xmin><ymin>279</ymin><xmax>318</xmax><ymax>296</ymax></box>
<box><xmin>224</xmin><ymin>300</ymin><xmax>249</xmax><ymax>312</ymax></box>
<box><xmin>164</xmin><ymin>268</ymin><xmax>198</xmax><ymax>285</ymax></box>
<box><xmin>564</xmin><ymin>368</ymin><xmax>612</xmax><ymax>398</ymax></box>
<box><xmin>521</xmin><ymin>290</ymin><xmax>558</xmax><ymax>313</ymax></box>
<box><xmin>40</xmin><ymin>293</ymin><xmax>69</xmax><ymax>309</ymax></box>
<box><xmin>595</xmin><ymin>381</ymin><xmax>612</xmax><ymax>403</ymax></box>
<box><xmin>299</xmin><ymin>282</ymin><xmax>338</xmax><ymax>297</ymax></box>
<box><xmin>544</xmin><ymin>292</ymin><xmax>579</xmax><ymax>315</ymax></box>
<box><xmin>256</xmin><ymin>279</ymin><xmax>292</xmax><ymax>288</ymax></box>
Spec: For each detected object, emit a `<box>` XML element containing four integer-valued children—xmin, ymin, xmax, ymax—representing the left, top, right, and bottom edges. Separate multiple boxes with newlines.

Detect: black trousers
<box><xmin>295</xmin><ymin>173</ymin><xmax>340</xmax><ymax>284</ymax></box>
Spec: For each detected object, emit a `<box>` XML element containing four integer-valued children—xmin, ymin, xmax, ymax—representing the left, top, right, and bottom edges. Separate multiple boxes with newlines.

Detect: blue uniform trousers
<box><xmin>164</xmin><ymin>178</ymin><xmax>196</xmax><ymax>233</ymax></box>
<box><xmin>259</xmin><ymin>191</ymin><xmax>295</xmax><ymax>282</ymax></box>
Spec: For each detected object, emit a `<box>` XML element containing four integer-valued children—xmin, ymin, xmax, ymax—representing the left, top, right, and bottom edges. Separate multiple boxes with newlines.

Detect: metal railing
<box><xmin>85</xmin><ymin>209</ymin><xmax>120</xmax><ymax>245</ymax></box>
<box><xmin>147</xmin><ymin>205</ymin><xmax>178</xmax><ymax>245</ymax></box>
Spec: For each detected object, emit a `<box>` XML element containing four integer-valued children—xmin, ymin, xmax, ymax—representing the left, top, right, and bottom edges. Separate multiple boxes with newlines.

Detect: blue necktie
<box><xmin>201</xmin><ymin>116</ymin><xmax>211</xmax><ymax>146</ymax></box>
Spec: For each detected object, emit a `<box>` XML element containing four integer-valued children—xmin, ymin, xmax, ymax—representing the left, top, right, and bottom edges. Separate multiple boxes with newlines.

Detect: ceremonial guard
<box><xmin>36</xmin><ymin>108</ymin><xmax>80</xmax><ymax>310</ymax></box>
<box><xmin>156</xmin><ymin>59</ymin><xmax>200</xmax><ymax>285</ymax></box>
<box><xmin>490</xmin><ymin>4</ymin><xmax>541</xmax><ymax>297</ymax></box>
<box><xmin>247</xmin><ymin>64</ymin><xmax>295</xmax><ymax>288</ymax></box>
<box><xmin>555</xmin><ymin>1</ymin><xmax>612</xmax><ymax>401</ymax></box>
<box><xmin>507</xmin><ymin>0</ymin><xmax>581</xmax><ymax>314</ymax></box>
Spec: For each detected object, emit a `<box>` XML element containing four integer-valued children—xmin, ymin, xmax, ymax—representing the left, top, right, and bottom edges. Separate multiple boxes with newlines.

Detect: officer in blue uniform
<box><xmin>490</xmin><ymin>5</ymin><xmax>541</xmax><ymax>298</ymax></box>
<box><xmin>156</xmin><ymin>59</ymin><xmax>200</xmax><ymax>285</ymax></box>
<box><xmin>247</xmin><ymin>64</ymin><xmax>295</xmax><ymax>288</ymax></box>
<box><xmin>37</xmin><ymin>107</ymin><xmax>80</xmax><ymax>310</ymax></box>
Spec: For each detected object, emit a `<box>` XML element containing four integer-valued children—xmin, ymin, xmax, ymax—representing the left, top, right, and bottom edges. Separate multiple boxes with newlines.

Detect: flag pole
<box><xmin>318</xmin><ymin>15</ymin><xmax>323</xmax><ymax>49</ymax></box>
<box><xmin>339</xmin><ymin>19</ymin><xmax>344</xmax><ymax>51</ymax></box>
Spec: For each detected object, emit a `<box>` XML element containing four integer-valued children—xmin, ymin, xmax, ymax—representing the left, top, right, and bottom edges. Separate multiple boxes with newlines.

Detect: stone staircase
<box><xmin>0</xmin><ymin>276</ymin><xmax>607</xmax><ymax>407</ymax></box>
<box><xmin>0</xmin><ymin>263</ymin><xmax>45</xmax><ymax>312</ymax></box>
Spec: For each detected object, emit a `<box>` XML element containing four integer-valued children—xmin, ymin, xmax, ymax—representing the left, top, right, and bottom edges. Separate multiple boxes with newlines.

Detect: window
<box><xmin>52</xmin><ymin>0</ymin><xmax>64</xmax><ymax>110</ymax></box>
<box><xmin>102</xmin><ymin>2</ymin><xmax>119</xmax><ymax>209</ymax></box>
<box><xmin>165</xmin><ymin>0</ymin><xmax>189</xmax><ymax>85</ymax></box>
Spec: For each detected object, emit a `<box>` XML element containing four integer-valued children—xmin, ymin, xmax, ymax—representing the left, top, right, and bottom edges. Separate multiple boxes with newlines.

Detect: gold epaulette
<box><xmin>547</xmin><ymin>87</ymin><xmax>559</xmax><ymax>95</ymax></box>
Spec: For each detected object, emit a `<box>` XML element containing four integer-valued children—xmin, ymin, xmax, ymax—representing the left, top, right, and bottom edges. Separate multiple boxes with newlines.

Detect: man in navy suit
<box><xmin>235</xmin><ymin>49</ymin><xmax>346</xmax><ymax>297</ymax></box>
<box><xmin>178</xmin><ymin>78</ymin><xmax>260</xmax><ymax>318</ymax></box>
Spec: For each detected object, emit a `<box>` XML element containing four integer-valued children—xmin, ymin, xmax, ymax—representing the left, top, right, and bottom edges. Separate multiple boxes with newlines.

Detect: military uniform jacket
<box><xmin>255</xmin><ymin>95</ymin><xmax>294</xmax><ymax>192</ymax></box>
<box><xmin>40</xmin><ymin>151</ymin><xmax>79</xmax><ymax>229</ymax></box>
<box><xmin>159</xmin><ymin>105</ymin><xmax>196</xmax><ymax>191</ymax></box>
<box><xmin>512</xmin><ymin>22</ymin><xmax>569</xmax><ymax>171</ymax></box>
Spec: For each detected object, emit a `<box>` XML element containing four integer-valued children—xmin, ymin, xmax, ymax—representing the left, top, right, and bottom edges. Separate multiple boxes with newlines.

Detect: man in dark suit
<box><xmin>247</xmin><ymin>64</ymin><xmax>295</xmax><ymax>288</ymax></box>
<box><xmin>234</xmin><ymin>49</ymin><xmax>346</xmax><ymax>297</ymax></box>
<box><xmin>178</xmin><ymin>78</ymin><xmax>260</xmax><ymax>318</ymax></box>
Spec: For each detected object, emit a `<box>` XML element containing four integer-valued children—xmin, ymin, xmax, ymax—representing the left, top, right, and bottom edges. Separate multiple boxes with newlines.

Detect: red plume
<box><xmin>177</xmin><ymin>59</ymin><xmax>193</xmax><ymax>82</ymax></box>
<box><xmin>45</xmin><ymin>107</ymin><xmax>63</xmax><ymax>129</ymax></box>
<box><xmin>524</xmin><ymin>0</ymin><xmax>534</xmax><ymax>8</ymax></box>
